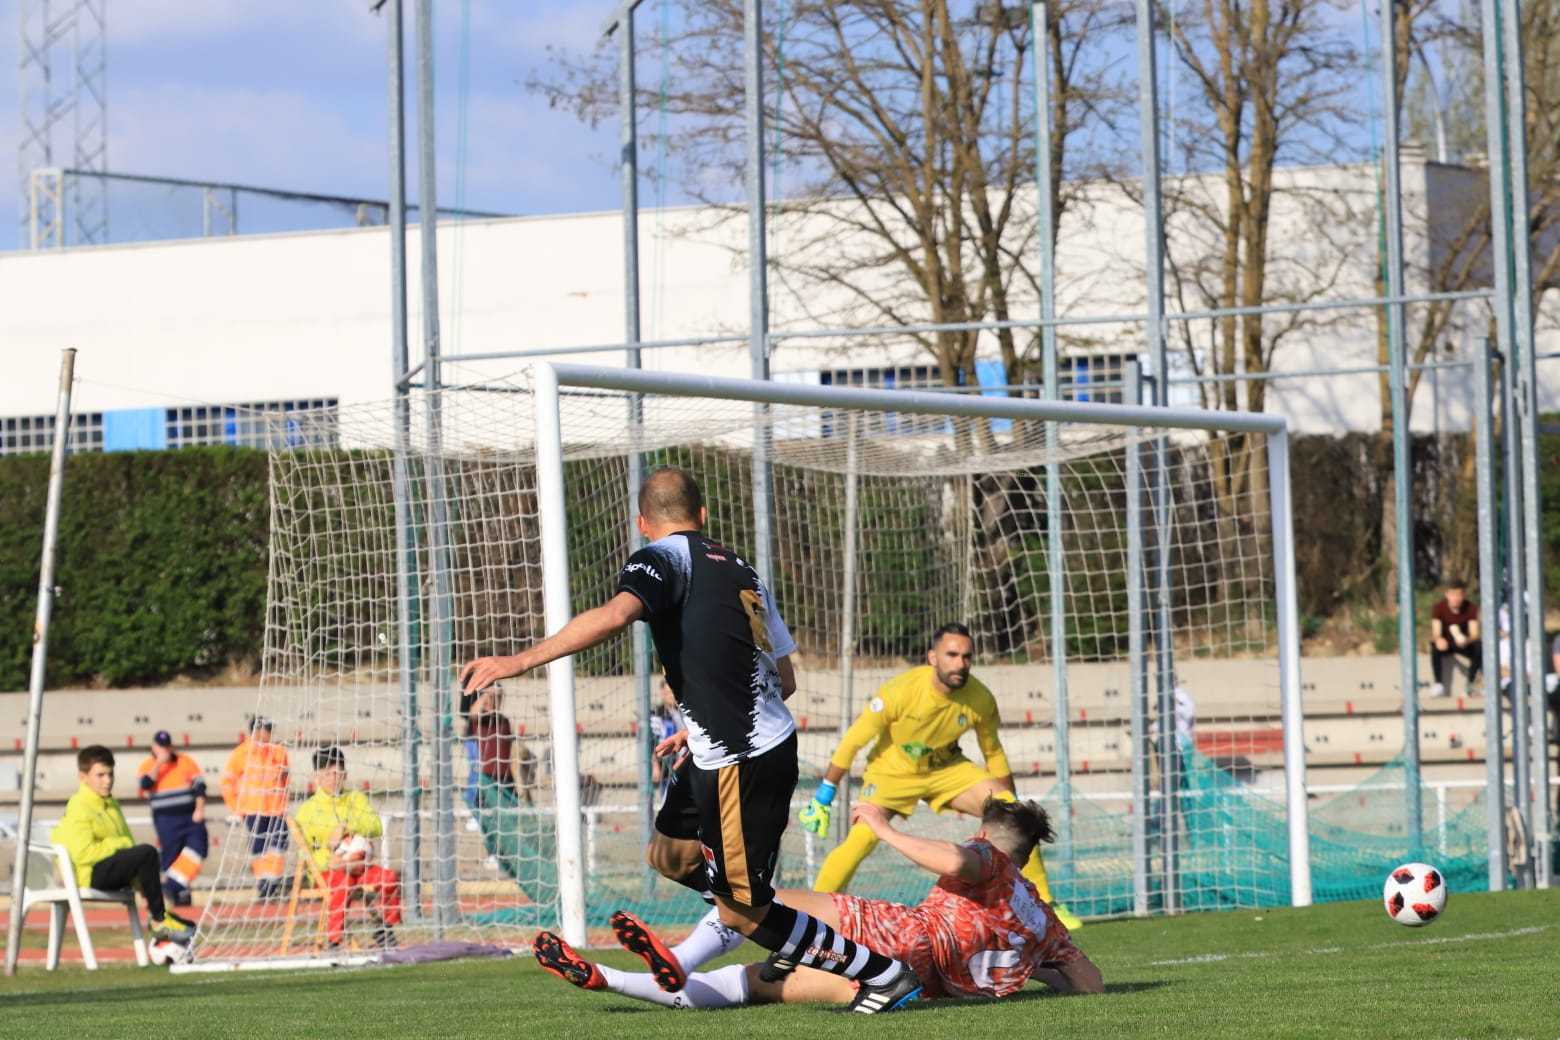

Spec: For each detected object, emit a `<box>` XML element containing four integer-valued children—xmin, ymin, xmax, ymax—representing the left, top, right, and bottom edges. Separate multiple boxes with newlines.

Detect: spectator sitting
<box><xmin>52</xmin><ymin>745</ymin><xmax>197</xmax><ymax>943</ymax></box>
<box><xmin>1428</xmin><ymin>580</ymin><xmax>1481</xmax><ymax>698</ymax></box>
<box><xmin>294</xmin><ymin>745</ymin><xmax>401</xmax><ymax>951</ymax></box>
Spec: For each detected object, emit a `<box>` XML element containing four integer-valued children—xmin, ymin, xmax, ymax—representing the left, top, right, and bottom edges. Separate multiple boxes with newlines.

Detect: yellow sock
<box><xmin>1020</xmin><ymin>845</ymin><xmax>1056</xmax><ymax>903</ymax></box>
<box><xmin>811</xmin><ymin>822</ymin><xmax>879</xmax><ymax>893</ymax></box>
<box><xmin>989</xmin><ymin>789</ymin><xmax>1058</xmax><ymax>903</ymax></box>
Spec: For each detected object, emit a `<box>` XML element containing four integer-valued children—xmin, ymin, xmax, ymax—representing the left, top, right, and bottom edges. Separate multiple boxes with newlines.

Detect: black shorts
<box><xmin>655</xmin><ymin>732</ymin><xmax>798</xmax><ymax>908</ymax></box>
<box><xmin>654</xmin><ymin>756</ymin><xmax>701</xmax><ymax>843</ymax></box>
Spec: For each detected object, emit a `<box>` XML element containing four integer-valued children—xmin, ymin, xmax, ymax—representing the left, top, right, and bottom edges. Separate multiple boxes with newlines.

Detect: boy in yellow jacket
<box><xmin>295</xmin><ymin>745</ymin><xmax>401</xmax><ymax>949</ymax></box>
<box><xmin>51</xmin><ymin>745</ymin><xmax>196</xmax><ymax>941</ymax></box>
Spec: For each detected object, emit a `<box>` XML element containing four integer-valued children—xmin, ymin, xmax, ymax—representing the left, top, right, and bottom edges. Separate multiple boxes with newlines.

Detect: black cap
<box><xmin>313</xmin><ymin>745</ymin><xmax>345</xmax><ymax>771</ymax></box>
<box><xmin>251</xmin><ymin>715</ymin><xmax>273</xmax><ymax>732</ymax></box>
<box><xmin>152</xmin><ymin>730</ymin><xmax>173</xmax><ymax>747</ymax></box>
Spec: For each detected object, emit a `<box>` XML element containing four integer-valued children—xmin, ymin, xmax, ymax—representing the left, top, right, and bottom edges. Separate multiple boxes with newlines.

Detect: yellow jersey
<box><xmin>295</xmin><ymin>789</ymin><xmax>384</xmax><ymax>873</ymax></box>
<box><xmin>831</xmin><ymin>665</ymin><xmax>1010</xmax><ymax>779</ymax></box>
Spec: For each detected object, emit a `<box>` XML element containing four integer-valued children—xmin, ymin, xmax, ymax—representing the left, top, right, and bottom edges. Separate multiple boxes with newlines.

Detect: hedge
<box><xmin>0</xmin><ymin>447</ymin><xmax>269</xmax><ymax>689</ymax></box>
<box><xmin>3</xmin><ymin>424</ymin><xmax>1559</xmax><ymax>689</ymax></box>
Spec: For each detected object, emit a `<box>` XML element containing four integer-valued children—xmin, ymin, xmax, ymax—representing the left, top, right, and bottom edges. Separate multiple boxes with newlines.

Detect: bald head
<box><xmin>638</xmin><ymin>468</ymin><xmax>704</xmax><ymax>527</ymax></box>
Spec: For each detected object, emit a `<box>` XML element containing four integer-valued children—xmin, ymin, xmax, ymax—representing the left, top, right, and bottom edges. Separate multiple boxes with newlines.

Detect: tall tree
<box><xmin>1153</xmin><ymin>0</ymin><xmax>1360</xmax><ymax>522</ymax></box>
<box><xmin>532</xmin><ymin>0</ymin><xmax>1133</xmax><ymax>391</ymax></box>
<box><xmin>1391</xmin><ymin>0</ymin><xmax>1560</xmax><ymax>584</ymax></box>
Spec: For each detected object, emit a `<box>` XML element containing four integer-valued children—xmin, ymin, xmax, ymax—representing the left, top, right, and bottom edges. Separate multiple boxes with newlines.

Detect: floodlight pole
<box><xmin>4</xmin><ymin>348</ymin><xmax>76</xmax><ymax>977</ymax></box>
<box><xmin>413</xmin><ymin>0</ymin><xmax>458</xmax><ymax>934</ymax></box>
<box><xmin>1031</xmin><ymin>0</ymin><xmax>1075</xmax><ymax>883</ymax></box>
<box><xmin>377</xmin><ymin>0</ymin><xmax>424</xmax><ymax>922</ymax></box>
<box><xmin>1135</xmin><ymin>0</ymin><xmax>1180</xmax><ymax>911</ymax></box>
<box><xmin>1377</xmin><ymin>0</ymin><xmax>1424</xmax><ymax>855</ymax></box>
<box><xmin>603</xmin><ymin>0</ymin><xmax>657</xmax><ymax>885</ymax></box>
<box><xmin>744</xmin><ymin>0</ymin><xmax>774</xmax><ymax>581</ymax></box>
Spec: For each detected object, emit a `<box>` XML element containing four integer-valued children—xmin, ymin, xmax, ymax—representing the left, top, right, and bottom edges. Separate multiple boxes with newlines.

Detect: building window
<box><xmin>820</xmin><ymin>365</ymin><xmax>948</xmax><ymax>436</ymax></box>
<box><xmin>1</xmin><ymin>413</ymin><xmax>105</xmax><ymax>456</ymax></box>
<box><xmin>1060</xmin><ymin>353</ymin><xmax>1129</xmax><ymax>404</ymax></box>
<box><xmin>166</xmin><ymin>399</ymin><xmax>338</xmax><ymax>449</ymax></box>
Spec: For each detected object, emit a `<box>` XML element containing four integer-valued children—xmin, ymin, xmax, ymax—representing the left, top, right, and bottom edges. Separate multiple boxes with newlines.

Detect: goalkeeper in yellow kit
<box><xmin>800</xmin><ymin>623</ymin><xmax>1082</xmax><ymax>930</ymax></box>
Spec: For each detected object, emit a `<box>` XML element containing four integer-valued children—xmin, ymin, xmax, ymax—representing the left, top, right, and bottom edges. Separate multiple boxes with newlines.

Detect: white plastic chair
<box><xmin>19</xmin><ymin>842</ymin><xmax>150</xmax><ymax>970</ymax></box>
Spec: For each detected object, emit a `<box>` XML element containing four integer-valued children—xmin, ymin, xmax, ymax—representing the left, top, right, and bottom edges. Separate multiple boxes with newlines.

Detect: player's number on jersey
<box><xmin>967</xmin><ymin>948</ymin><xmax>1022</xmax><ymax>990</ymax></box>
<box><xmin>739</xmin><ymin>589</ymin><xmax>773</xmax><ymax>652</ymax></box>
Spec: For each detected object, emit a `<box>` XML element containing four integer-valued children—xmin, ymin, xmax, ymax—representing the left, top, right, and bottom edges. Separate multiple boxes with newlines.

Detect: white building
<box><xmin>3</xmin><ymin>152</ymin><xmax>1555</xmax><ymax>453</ymax></box>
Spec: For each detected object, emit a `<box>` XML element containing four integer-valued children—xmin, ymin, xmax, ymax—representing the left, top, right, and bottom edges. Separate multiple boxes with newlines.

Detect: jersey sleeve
<box><xmin>220</xmin><ymin>744</ymin><xmax>244</xmax><ymax>811</ymax></box>
<box><xmin>616</xmin><ymin>542</ymin><xmax>681</xmax><ymax>618</ymax></box>
<box><xmin>831</xmin><ymin>685</ymin><xmax>896</xmax><ymax>771</ymax></box>
<box><xmin>962</xmin><ymin>838</ymin><xmax>1002</xmax><ymax>883</ymax></box>
<box><xmin>972</xmin><ymin>687</ymin><xmax>1012</xmax><ymax>778</ymax></box>
<box><xmin>761</xmin><ymin>582</ymin><xmax>797</xmax><ymax>658</ymax></box>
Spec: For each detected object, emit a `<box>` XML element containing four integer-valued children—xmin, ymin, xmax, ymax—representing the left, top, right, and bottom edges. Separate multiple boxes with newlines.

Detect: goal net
<box><xmin>188</xmin><ymin>363</ymin><xmax>1305</xmax><ymax>969</ymax></box>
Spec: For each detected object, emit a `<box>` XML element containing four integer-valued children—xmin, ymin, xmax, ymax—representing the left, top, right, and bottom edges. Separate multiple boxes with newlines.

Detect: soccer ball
<box><xmin>1383</xmin><ymin>862</ymin><xmax>1448</xmax><ymax>926</ymax></box>
<box><xmin>336</xmin><ymin>833</ymin><xmax>374</xmax><ymax>874</ymax></box>
<box><xmin>148</xmin><ymin>938</ymin><xmax>190</xmax><ymax>967</ymax></box>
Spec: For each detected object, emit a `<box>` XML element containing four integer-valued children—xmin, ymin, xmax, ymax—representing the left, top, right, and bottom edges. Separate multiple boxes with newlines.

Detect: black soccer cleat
<box><xmin>533</xmin><ymin>932</ymin><xmax>607</xmax><ymax>990</ymax></box>
<box><xmin>757</xmin><ymin>948</ymin><xmax>799</xmax><ymax>983</ymax></box>
<box><xmin>846</xmin><ymin>967</ymin><xmax>922</xmax><ymax>1014</ymax></box>
<box><xmin>610</xmin><ymin>910</ymin><xmax>686</xmax><ymax>992</ymax></box>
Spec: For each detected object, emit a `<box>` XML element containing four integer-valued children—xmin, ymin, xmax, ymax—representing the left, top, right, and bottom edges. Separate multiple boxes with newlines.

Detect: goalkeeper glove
<box><xmin>799</xmin><ymin>779</ymin><xmax>836</xmax><ymax>835</ymax></box>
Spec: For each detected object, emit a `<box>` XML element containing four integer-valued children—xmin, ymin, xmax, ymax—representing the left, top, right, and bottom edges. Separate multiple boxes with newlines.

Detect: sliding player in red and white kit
<box><xmin>535</xmin><ymin>797</ymin><xmax>1103</xmax><ymax>1009</ymax></box>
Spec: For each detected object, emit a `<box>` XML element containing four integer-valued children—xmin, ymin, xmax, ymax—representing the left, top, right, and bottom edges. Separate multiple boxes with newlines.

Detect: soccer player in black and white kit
<box><xmin>460</xmin><ymin>467</ymin><xmax>920</xmax><ymax>1013</ymax></box>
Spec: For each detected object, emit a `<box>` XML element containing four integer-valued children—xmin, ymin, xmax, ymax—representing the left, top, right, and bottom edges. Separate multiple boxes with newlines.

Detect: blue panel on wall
<box><xmin>103</xmin><ymin>407</ymin><xmax>167</xmax><ymax>451</ymax></box>
<box><xmin>975</xmin><ymin>359</ymin><xmax>1011</xmax><ymax>433</ymax></box>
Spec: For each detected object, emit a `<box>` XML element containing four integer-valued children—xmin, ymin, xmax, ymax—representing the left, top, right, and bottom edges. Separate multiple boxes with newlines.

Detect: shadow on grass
<box><xmin>932</xmin><ymin>979</ymin><xmax>1172</xmax><ymax>1005</ymax></box>
<box><xmin>2</xmin><ymin>973</ymin><xmax>362</xmax><ymax>1010</ymax></box>
<box><xmin>581</xmin><ymin>978</ymin><xmax>1173</xmax><ymax>1014</ymax></box>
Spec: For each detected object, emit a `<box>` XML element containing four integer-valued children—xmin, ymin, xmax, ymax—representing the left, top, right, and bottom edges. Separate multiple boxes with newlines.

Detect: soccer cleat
<box><xmin>846</xmin><ymin>967</ymin><xmax>921</xmax><ymax>1014</ymax></box>
<box><xmin>533</xmin><ymin>932</ymin><xmax>607</xmax><ymax>990</ymax></box>
<box><xmin>757</xmin><ymin>948</ymin><xmax>799</xmax><ymax>983</ymax></box>
<box><xmin>610</xmin><ymin>910</ymin><xmax>686</xmax><ymax>992</ymax></box>
<box><xmin>372</xmin><ymin>926</ymin><xmax>398</xmax><ymax>950</ymax></box>
<box><xmin>1050</xmin><ymin>901</ymin><xmax>1083</xmax><ymax>931</ymax></box>
<box><xmin>149</xmin><ymin>914</ymin><xmax>194</xmax><ymax>942</ymax></box>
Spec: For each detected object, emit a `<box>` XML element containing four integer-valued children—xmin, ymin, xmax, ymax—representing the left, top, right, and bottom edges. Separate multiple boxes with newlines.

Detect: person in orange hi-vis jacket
<box><xmin>221</xmin><ymin>716</ymin><xmax>292</xmax><ymax>902</ymax></box>
<box><xmin>136</xmin><ymin>729</ymin><xmax>209</xmax><ymax>908</ymax></box>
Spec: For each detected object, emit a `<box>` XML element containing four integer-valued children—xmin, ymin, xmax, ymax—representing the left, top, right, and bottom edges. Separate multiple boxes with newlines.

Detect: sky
<box><xmin>1</xmin><ymin>0</ymin><xmax>637</xmax><ymax>248</ymax></box>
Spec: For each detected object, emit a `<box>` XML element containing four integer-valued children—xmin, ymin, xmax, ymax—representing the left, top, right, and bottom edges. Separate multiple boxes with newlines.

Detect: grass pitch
<box><xmin>4</xmin><ymin>888</ymin><xmax>1556</xmax><ymax>1040</ymax></box>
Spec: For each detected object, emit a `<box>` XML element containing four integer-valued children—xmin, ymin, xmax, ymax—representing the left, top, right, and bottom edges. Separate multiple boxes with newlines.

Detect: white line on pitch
<box><xmin>1143</xmin><ymin>924</ymin><xmax>1550</xmax><ymax>967</ymax></box>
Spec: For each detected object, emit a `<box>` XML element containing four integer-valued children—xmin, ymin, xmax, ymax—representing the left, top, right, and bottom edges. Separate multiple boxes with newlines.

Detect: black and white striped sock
<box><xmin>747</xmin><ymin>904</ymin><xmax>900</xmax><ymax>986</ymax></box>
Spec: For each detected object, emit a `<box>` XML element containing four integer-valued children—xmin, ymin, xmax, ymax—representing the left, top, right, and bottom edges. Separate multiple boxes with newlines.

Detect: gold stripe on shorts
<box><xmin>717</xmin><ymin>764</ymin><xmax>751</xmax><ymax>904</ymax></box>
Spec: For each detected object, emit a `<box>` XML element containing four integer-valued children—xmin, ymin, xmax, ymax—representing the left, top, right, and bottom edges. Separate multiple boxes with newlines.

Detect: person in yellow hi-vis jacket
<box><xmin>52</xmin><ymin>745</ymin><xmax>198</xmax><ymax>941</ymax></box>
<box><xmin>799</xmin><ymin>623</ymin><xmax>1083</xmax><ymax>930</ymax></box>
<box><xmin>221</xmin><ymin>716</ymin><xmax>291</xmax><ymax>901</ymax></box>
<box><xmin>295</xmin><ymin>745</ymin><xmax>401</xmax><ymax>950</ymax></box>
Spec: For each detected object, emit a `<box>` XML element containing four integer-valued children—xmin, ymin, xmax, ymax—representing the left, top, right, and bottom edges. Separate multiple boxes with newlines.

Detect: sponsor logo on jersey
<box><xmin>622</xmin><ymin>560</ymin><xmax>662</xmax><ymax>581</ymax></box>
<box><xmin>901</xmin><ymin>741</ymin><xmax>932</xmax><ymax>760</ymax></box>
<box><xmin>869</xmin><ymin>697</ymin><xmax>885</xmax><ymax>713</ymax></box>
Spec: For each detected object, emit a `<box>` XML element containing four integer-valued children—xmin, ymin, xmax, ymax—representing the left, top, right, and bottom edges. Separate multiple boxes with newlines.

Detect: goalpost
<box><xmin>186</xmin><ymin>361</ymin><xmax>1305</xmax><ymax>969</ymax></box>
